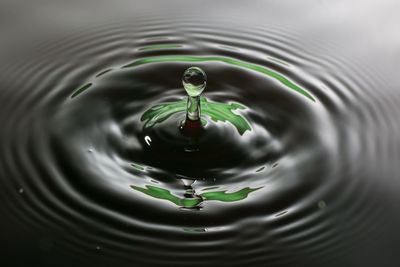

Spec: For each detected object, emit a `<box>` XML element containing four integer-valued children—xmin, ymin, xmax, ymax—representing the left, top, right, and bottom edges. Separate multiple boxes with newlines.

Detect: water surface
<box><xmin>1</xmin><ymin>1</ymin><xmax>400</xmax><ymax>267</ymax></box>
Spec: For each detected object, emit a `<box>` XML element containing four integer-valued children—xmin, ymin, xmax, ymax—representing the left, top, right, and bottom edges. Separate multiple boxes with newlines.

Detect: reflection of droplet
<box><xmin>177</xmin><ymin>175</ymin><xmax>196</xmax><ymax>187</ymax></box>
<box><xmin>18</xmin><ymin>188</ymin><xmax>24</xmax><ymax>194</ymax></box>
<box><xmin>181</xmin><ymin>179</ymin><xmax>195</xmax><ymax>187</ymax></box>
<box><xmin>144</xmin><ymin>135</ymin><xmax>152</xmax><ymax>146</ymax></box>
<box><xmin>95</xmin><ymin>68</ymin><xmax>113</xmax><ymax>77</ymax></box>
<box><xmin>272</xmin><ymin>162</ymin><xmax>279</xmax><ymax>168</ymax></box>
<box><xmin>318</xmin><ymin>200</ymin><xmax>326</xmax><ymax>209</ymax></box>
<box><xmin>95</xmin><ymin>246</ymin><xmax>101</xmax><ymax>251</ymax></box>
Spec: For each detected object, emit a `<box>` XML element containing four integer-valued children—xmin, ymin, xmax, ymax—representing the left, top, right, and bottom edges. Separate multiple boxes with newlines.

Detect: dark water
<box><xmin>1</xmin><ymin>1</ymin><xmax>400</xmax><ymax>266</ymax></box>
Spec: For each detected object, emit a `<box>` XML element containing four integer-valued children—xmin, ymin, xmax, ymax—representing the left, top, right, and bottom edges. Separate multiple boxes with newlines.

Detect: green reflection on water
<box><xmin>122</xmin><ymin>55</ymin><xmax>314</xmax><ymax>101</ymax></box>
<box><xmin>256</xmin><ymin>166</ymin><xmax>265</xmax><ymax>172</ymax></box>
<box><xmin>130</xmin><ymin>185</ymin><xmax>200</xmax><ymax>207</ymax></box>
<box><xmin>275</xmin><ymin>210</ymin><xmax>288</xmax><ymax>217</ymax></box>
<box><xmin>141</xmin><ymin>97</ymin><xmax>251</xmax><ymax>135</ymax></box>
<box><xmin>183</xmin><ymin>228</ymin><xmax>207</xmax><ymax>233</ymax></box>
<box><xmin>71</xmin><ymin>55</ymin><xmax>313</xmax><ymax>101</ymax></box>
<box><xmin>71</xmin><ymin>83</ymin><xmax>92</xmax><ymax>98</ymax></box>
<box><xmin>131</xmin><ymin>163</ymin><xmax>145</xmax><ymax>171</ymax></box>
<box><xmin>96</xmin><ymin>68</ymin><xmax>113</xmax><ymax>77</ymax></box>
<box><xmin>201</xmin><ymin>187</ymin><xmax>262</xmax><ymax>202</ymax></box>
<box><xmin>130</xmin><ymin>184</ymin><xmax>262</xmax><ymax>208</ymax></box>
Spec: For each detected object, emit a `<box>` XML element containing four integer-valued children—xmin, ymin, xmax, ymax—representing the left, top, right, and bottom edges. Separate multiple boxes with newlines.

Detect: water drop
<box><xmin>182</xmin><ymin>67</ymin><xmax>207</xmax><ymax>97</ymax></box>
<box><xmin>18</xmin><ymin>188</ymin><xmax>24</xmax><ymax>194</ymax></box>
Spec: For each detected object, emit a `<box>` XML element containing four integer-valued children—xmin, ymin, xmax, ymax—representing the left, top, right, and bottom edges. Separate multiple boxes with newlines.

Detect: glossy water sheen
<box><xmin>1</xmin><ymin>1</ymin><xmax>400</xmax><ymax>267</ymax></box>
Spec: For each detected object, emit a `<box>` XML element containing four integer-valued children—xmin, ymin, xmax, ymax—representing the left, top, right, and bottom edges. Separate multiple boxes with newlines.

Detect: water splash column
<box><xmin>182</xmin><ymin>67</ymin><xmax>207</xmax><ymax>122</ymax></box>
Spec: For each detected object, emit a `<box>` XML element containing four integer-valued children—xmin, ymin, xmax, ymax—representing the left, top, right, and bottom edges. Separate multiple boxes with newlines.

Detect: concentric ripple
<box><xmin>1</xmin><ymin>17</ymin><xmax>399</xmax><ymax>267</ymax></box>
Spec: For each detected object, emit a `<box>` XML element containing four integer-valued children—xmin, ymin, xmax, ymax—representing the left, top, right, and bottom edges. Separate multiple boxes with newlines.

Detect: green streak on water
<box><xmin>275</xmin><ymin>210</ymin><xmax>288</xmax><ymax>217</ymax></box>
<box><xmin>201</xmin><ymin>186</ymin><xmax>263</xmax><ymax>202</ymax></box>
<box><xmin>130</xmin><ymin>185</ymin><xmax>262</xmax><ymax>207</ymax></box>
<box><xmin>122</xmin><ymin>56</ymin><xmax>314</xmax><ymax>101</ymax></box>
<box><xmin>256</xmin><ymin>166</ymin><xmax>265</xmax><ymax>172</ymax></box>
<box><xmin>180</xmin><ymin>197</ymin><xmax>203</xmax><ymax>207</ymax></box>
<box><xmin>201</xmin><ymin>98</ymin><xmax>251</xmax><ymax>135</ymax></box>
<box><xmin>183</xmin><ymin>228</ymin><xmax>206</xmax><ymax>233</ymax></box>
<box><xmin>71</xmin><ymin>83</ymin><xmax>92</xmax><ymax>98</ymax></box>
<box><xmin>142</xmin><ymin>101</ymin><xmax>186</xmax><ymax>128</ymax></box>
<box><xmin>131</xmin><ymin>163</ymin><xmax>145</xmax><ymax>171</ymax></box>
<box><xmin>141</xmin><ymin>97</ymin><xmax>251</xmax><ymax>135</ymax></box>
<box><xmin>139</xmin><ymin>44</ymin><xmax>183</xmax><ymax>51</ymax></box>
<box><xmin>130</xmin><ymin>185</ymin><xmax>182</xmax><ymax>206</ymax></box>
<box><xmin>96</xmin><ymin>69</ymin><xmax>113</xmax><ymax>77</ymax></box>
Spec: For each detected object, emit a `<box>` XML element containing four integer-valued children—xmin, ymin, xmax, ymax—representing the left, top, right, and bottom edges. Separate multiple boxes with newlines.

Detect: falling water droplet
<box><xmin>18</xmin><ymin>188</ymin><xmax>24</xmax><ymax>194</ymax></box>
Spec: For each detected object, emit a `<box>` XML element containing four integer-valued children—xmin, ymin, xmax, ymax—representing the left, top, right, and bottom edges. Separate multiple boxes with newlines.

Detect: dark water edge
<box><xmin>1</xmin><ymin>1</ymin><xmax>400</xmax><ymax>267</ymax></box>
